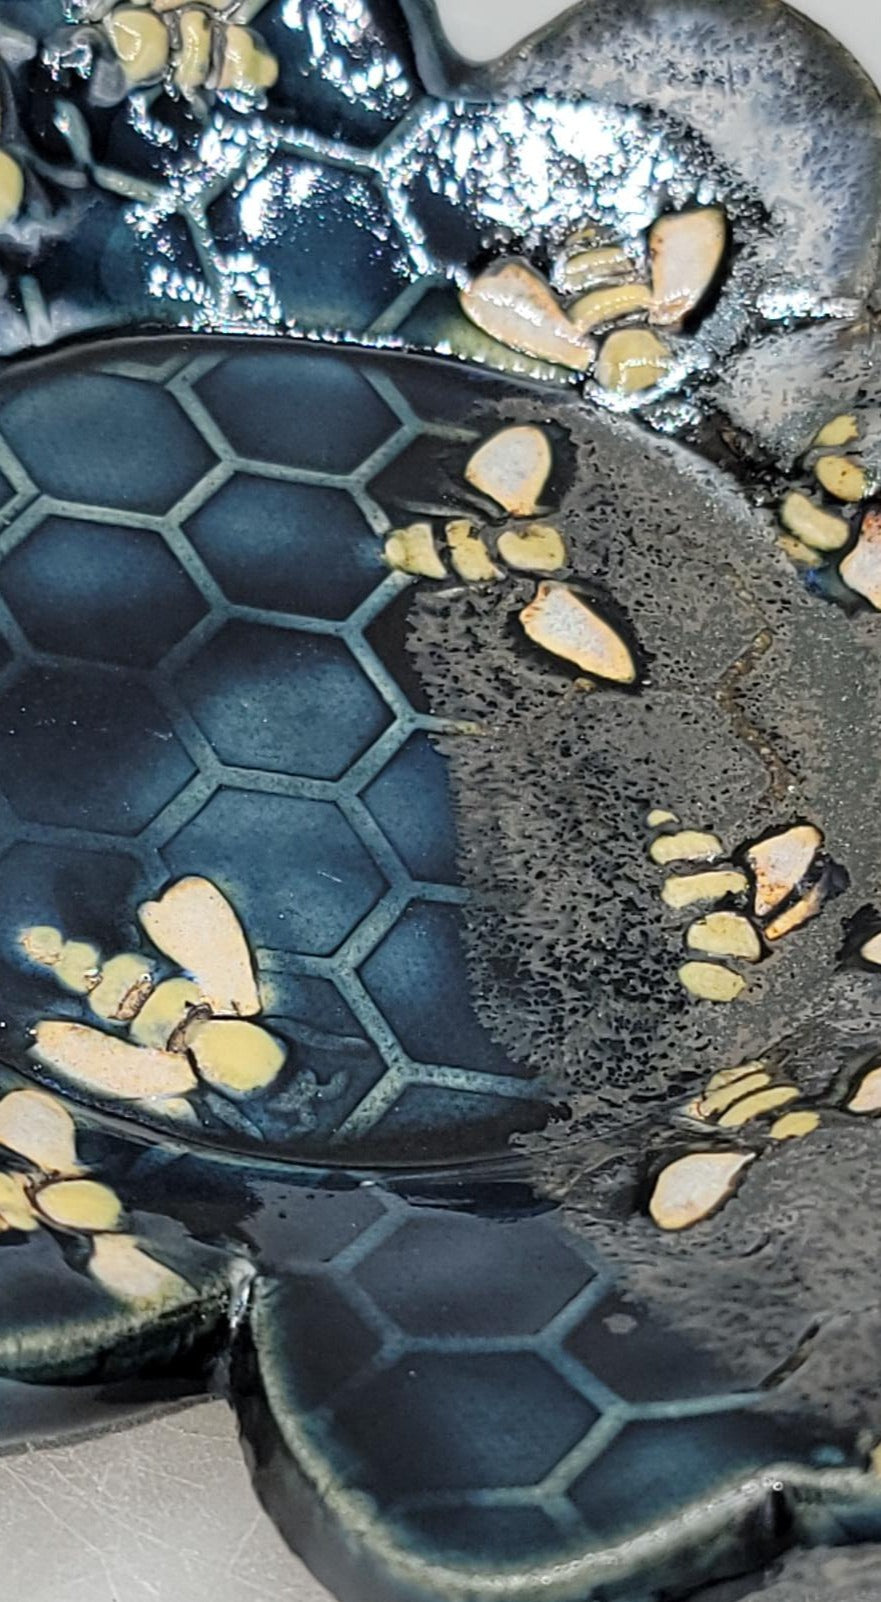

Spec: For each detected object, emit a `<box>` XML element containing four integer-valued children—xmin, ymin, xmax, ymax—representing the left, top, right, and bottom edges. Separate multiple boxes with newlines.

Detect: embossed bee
<box><xmin>47</xmin><ymin>0</ymin><xmax>279</xmax><ymax>108</ymax></box>
<box><xmin>21</xmin><ymin>875</ymin><xmax>290</xmax><ymax>1109</ymax></box>
<box><xmin>383</xmin><ymin>422</ymin><xmax>639</xmax><ymax>685</ymax></box>
<box><xmin>458</xmin><ymin>206</ymin><xmax>728</xmax><ymax>401</ymax></box>
<box><xmin>0</xmin><ymin>1080</ymin><xmax>197</xmax><ymax>1305</ymax></box>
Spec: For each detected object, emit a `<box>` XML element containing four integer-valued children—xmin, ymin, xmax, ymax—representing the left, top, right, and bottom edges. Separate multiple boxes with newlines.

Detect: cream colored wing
<box><xmin>137</xmin><ymin>877</ymin><xmax>261</xmax><ymax>1017</ymax></box>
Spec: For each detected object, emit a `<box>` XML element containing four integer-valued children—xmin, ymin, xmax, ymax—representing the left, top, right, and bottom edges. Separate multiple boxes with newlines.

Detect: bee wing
<box><xmin>746</xmin><ymin>825</ymin><xmax>821</xmax><ymax>918</ymax></box>
<box><xmin>137</xmin><ymin>877</ymin><xmax>261</xmax><ymax>1018</ymax></box>
<box><xmin>31</xmin><ymin>1021</ymin><xmax>197</xmax><ymax>1100</ymax></box>
<box><xmin>0</xmin><ymin>1088</ymin><xmax>82</xmax><ymax>1175</ymax></box>
<box><xmin>89</xmin><ymin>1233</ymin><xmax>194</xmax><ymax>1308</ymax></box>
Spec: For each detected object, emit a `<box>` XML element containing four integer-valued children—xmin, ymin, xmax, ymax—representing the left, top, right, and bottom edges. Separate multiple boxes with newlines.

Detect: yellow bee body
<box><xmin>22</xmin><ymin>876</ymin><xmax>287</xmax><ymax>1106</ymax></box>
<box><xmin>95</xmin><ymin>0</ymin><xmax>278</xmax><ymax>100</ymax></box>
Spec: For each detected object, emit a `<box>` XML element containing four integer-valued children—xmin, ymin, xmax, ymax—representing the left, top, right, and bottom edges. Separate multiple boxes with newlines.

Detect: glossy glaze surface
<box><xmin>3</xmin><ymin>4</ymin><xmax>881</xmax><ymax>1601</ymax></box>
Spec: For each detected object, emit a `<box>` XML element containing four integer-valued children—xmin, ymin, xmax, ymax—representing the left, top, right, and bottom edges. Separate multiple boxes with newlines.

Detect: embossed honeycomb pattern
<box><xmin>0</xmin><ymin>0</ymin><xmax>468</xmax><ymax>349</ymax></box>
<box><xmin>0</xmin><ymin>322</ymin><xmax>851</xmax><ymax>1586</ymax></box>
<box><xmin>251</xmin><ymin>1181</ymin><xmax>840</xmax><ymax>1565</ymax></box>
<box><xmin>0</xmin><ymin>338</ymin><xmax>547</xmax><ymax>1158</ymax></box>
<box><xmin>0</xmin><ymin>0</ymin><xmax>729</xmax><ymax>377</ymax></box>
<box><xmin>0</xmin><ymin>1094</ymin><xmax>826</xmax><ymax>1579</ymax></box>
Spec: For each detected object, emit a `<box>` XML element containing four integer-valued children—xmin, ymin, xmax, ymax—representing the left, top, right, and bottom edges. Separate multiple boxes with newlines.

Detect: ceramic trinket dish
<box><xmin>3</xmin><ymin>3</ymin><xmax>881</xmax><ymax>1600</ymax></box>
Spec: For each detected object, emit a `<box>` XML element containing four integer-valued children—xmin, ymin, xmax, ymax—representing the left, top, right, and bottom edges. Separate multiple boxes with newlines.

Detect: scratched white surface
<box><xmin>0</xmin><ymin>1402</ymin><xmax>329</xmax><ymax>1602</ymax></box>
<box><xmin>6</xmin><ymin>3</ymin><xmax>879</xmax><ymax>1600</ymax></box>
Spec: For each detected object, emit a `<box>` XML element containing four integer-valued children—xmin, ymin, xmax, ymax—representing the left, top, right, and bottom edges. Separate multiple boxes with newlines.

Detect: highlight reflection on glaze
<box><xmin>0</xmin><ymin>2</ymin><xmax>881</xmax><ymax>1600</ymax></box>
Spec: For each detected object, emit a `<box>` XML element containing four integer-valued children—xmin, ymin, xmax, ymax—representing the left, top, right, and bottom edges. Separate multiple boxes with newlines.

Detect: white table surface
<box><xmin>7</xmin><ymin>3</ymin><xmax>877</xmax><ymax>1599</ymax></box>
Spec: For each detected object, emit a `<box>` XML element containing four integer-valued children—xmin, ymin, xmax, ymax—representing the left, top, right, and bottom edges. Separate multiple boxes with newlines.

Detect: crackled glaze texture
<box><xmin>4</xmin><ymin>3</ymin><xmax>881</xmax><ymax>1601</ymax></box>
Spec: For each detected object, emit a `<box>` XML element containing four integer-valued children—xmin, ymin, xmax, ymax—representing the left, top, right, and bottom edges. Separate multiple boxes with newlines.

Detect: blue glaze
<box><xmin>0</xmin><ymin>4</ymin><xmax>879</xmax><ymax>1601</ymax></box>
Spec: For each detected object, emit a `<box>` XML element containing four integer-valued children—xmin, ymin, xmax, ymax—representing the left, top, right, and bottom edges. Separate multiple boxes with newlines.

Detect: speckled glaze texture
<box><xmin>3</xmin><ymin>3</ymin><xmax>881</xmax><ymax>1601</ymax></box>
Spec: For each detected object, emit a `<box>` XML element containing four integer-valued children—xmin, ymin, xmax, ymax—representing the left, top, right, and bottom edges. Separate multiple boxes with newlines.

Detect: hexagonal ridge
<box><xmin>177</xmin><ymin>351</ymin><xmax>229</xmax><ymax>389</ymax></box>
<box><xmin>373</xmin><ymin>95</ymin><xmax>436</xmax><ymax>168</ymax></box>
<box><xmin>408</xmin><ymin>882</ymin><xmax>470</xmax><ymax>905</ymax></box>
<box><xmin>207</xmin><ymin>142</ymin><xmax>416</xmax><ymax>332</ymax></box>
<box><xmin>334</xmin><ymin>791</ymin><xmax>416</xmax><ymax>886</ymax></box>
<box><xmin>227</xmin><ymin>443</ymin><xmax>404</xmax><ymax>491</ymax></box>
<box><xmin>0</xmin><ymin>500</ymin><xmax>73</xmax><ymax>565</ymax></box>
<box><xmin>359</xmin><ymin>368</ymin><xmax>420</xmax><ymax>430</ymax></box>
<box><xmin>0</xmin><ymin>661</ymin><xmax>198</xmax><ymax>837</ymax></box>
<box><xmin>150</xmin><ymin>609</ymin><xmax>230</xmax><ymax>681</ymax></box>
<box><xmin>145</xmin><ymin>519</ymin><xmax>229</xmax><ymax>611</ymax></box>
<box><xmin>375</xmin><ymin>102</ymin><xmax>452</xmax><ymax>279</ymax></box>
<box><xmin>359</xmin><ymin>732</ymin><xmax>465</xmax><ymax>891</ymax></box>
<box><xmin>333</xmin><ymin>885</ymin><xmax>414</xmax><ymax>968</ymax></box>
<box><xmin>166</xmin><ymin>369</ymin><xmax>245</xmax><ymax>463</ymax></box>
<box><xmin>341</xmin><ymin>726</ymin><xmax>415</xmax><ymax>798</ymax></box>
<box><xmin>0</xmin><ymin>513</ymin><xmax>214</xmax><ymax>673</ymax></box>
<box><xmin>326</xmin><ymin>1198</ymin><xmax>411</xmax><ymax>1274</ymax></box>
<box><xmin>328</xmin><ymin>972</ymin><xmax>412</xmax><ymax>1065</ymax></box>
<box><xmin>536</xmin><ymin>1276</ymin><xmax>612</xmax><ymax>1347</ymax></box>
<box><xmin>25</xmin><ymin>499</ymin><xmax>170</xmax><ymax>533</ymax></box>
<box><xmin>201</xmin><ymin>769</ymin><xmax>344</xmax><ymax>804</ymax></box>
<box><xmin>343</xmin><ymin>573</ymin><xmax>410</xmax><ymax>633</ymax></box>
<box><xmin>0</xmin><ymin>370</ymin><xmax>217</xmax><ymax>515</ymax></box>
<box><xmin>542</xmin><ymin>1344</ymin><xmax>627</xmax><ymax>1414</ymax></box>
<box><xmin>254</xmin><ymin>945</ymin><xmax>336</xmax><ymax>976</ymax></box>
<box><xmin>327</xmin><ymin>1068</ymin><xmax>407</xmax><ymax>1140</ymax></box>
<box><xmin>318</xmin><ymin>1341</ymin><xmax>413</xmax><ymax>1427</ymax></box>
<box><xmin>345</xmin><ymin>626</ymin><xmax>419</xmax><ymax>724</ymax></box>
<box><xmin>549</xmin><ymin>1229</ymin><xmax>612</xmax><ymax>1295</ymax></box>
<box><xmin>249</xmin><ymin>1269</ymin><xmax>394</xmax><ymax>1422</ymax></box>
<box><xmin>191</xmin><ymin>347</ymin><xmax>402</xmax><ymax>476</ymax></box>
<box><xmin>391</xmin><ymin>1332</ymin><xmax>549</xmax><ymax>1356</ymax></box>
<box><xmin>0</xmin><ymin>589</ymin><xmax>32</xmax><ymax>660</ymax></box>
<box><xmin>387</xmin><ymin>1486</ymin><xmax>585</xmax><ymax>1525</ymax></box>
<box><xmin>349</xmin><ymin>480</ymin><xmax>399</xmax><ymax>536</ymax></box>
<box><xmin>0</xmin><ymin>431</ymin><xmax>36</xmax><ymax>498</ymax></box>
<box><xmin>204</xmin><ymin>605</ymin><xmax>351</xmax><ymax>640</ymax></box>
<box><xmin>273</xmin><ymin>123</ymin><xmax>382</xmax><ymax>176</ymax></box>
<box><xmin>182</xmin><ymin>469</ymin><xmax>392</xmax><ymax>621</ymax></box>
<box><xmin>160</xmin><ymin>785</ymin><xmax>389</xmax><ymax>959</ymax></box>
<box><xmin>98</xmin><ymin>352</ymin><xmax>194</xmax><ymax>385</ymax></box>
<box><xmin>163</xmin><ymin>460</ymin><xmax>241</xmax><ymax>532</ymax></box>
<box><xmin>139</xmin><ymin>678</ymin><xmax>223</xmax><ymax>772</ymax></box>
<box><xmin>623</xmin><ymin>1391</ymin><xmax>765</xmax><ymax>1423</ymax></box>
<box><xmin>329</xmin><ymin>1060</ymin><xmax>549</xmax><ymax>1146</ymax></box>
<box><xmin>357</xmin><ymin>895</ymin><xmax>547</xmax><ymax>1089</ymax></box>
<box><xmin>563</xmin><ymin>1402</ymin><xmax>826</xmax><ymax>1552</ymax></box>
<box><xmin>346</xmin><ymin>571</ymin><xmax>413</xmax><ymax>630</ymax></box>
<box><xmin>541</xmin><ymin>1281</ymin><xmax>618</xmax><ymax>1358</ymax></box>
<box><xmin>381</xmin><ymin>1492</ymin><xmax>594</xmax><ymax>1563</ymax></box>
<box><xmin>363</xmin><ymin>274</ymin><xmax>449</xmax><ymax>341</ymax></box>
<box><xmin>349</xmin><ymin>1205</ymin><xmax>602</xmax><ymax>1346</ymax></box>
<box><xmin>319</xmin><ymin>1281</ymin><xmax>402</xmax><ymax>1358</ymax></box>
<box><xmin>404</xmin><ymin>1065</ymin><xmax>550</xmax><ymax>1099</ymax></box>
<box><xmin>348</xmin><ymin>416</ymin><xmax>417</xmax><ymax>489</ymax></box>
<box><xmin>360</xmin><ymin>368</ymin><xmax>482</xmax><ymax>446</ymax></box>
<box><xmin>329</xmin><ymin>1347</ymin><xmax>601</xmax><ymax>1499</ymax></box>
<box><xmin>139</xmin><ymin>769</ymin><xmax>221</xmax><ymax>848</ymax></box>
<box><xmin>8</xmin><ymin>816</ymin><xmax>160</xmax><ymax>862</ymax></box>
<box><xmin>174</xmin><ymin>620</ymin><xmax>397</xmax><ymax>783</ymax></box>
<box><xmin>0</xmin><ymin>498</ymin><xmax>41</xmax><ymax>548</ymax></box>
<box><xmin>547</xmin><ymin>1409</ymin><xmax>629</xmax><ymax>1495</ymax></box>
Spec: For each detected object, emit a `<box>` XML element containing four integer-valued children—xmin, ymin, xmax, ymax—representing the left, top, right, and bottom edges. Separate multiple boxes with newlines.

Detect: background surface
<box><xmin>6</xmin><ymin>3</ymin><xmax>878</xmax><ymax>1599</ymax></box>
